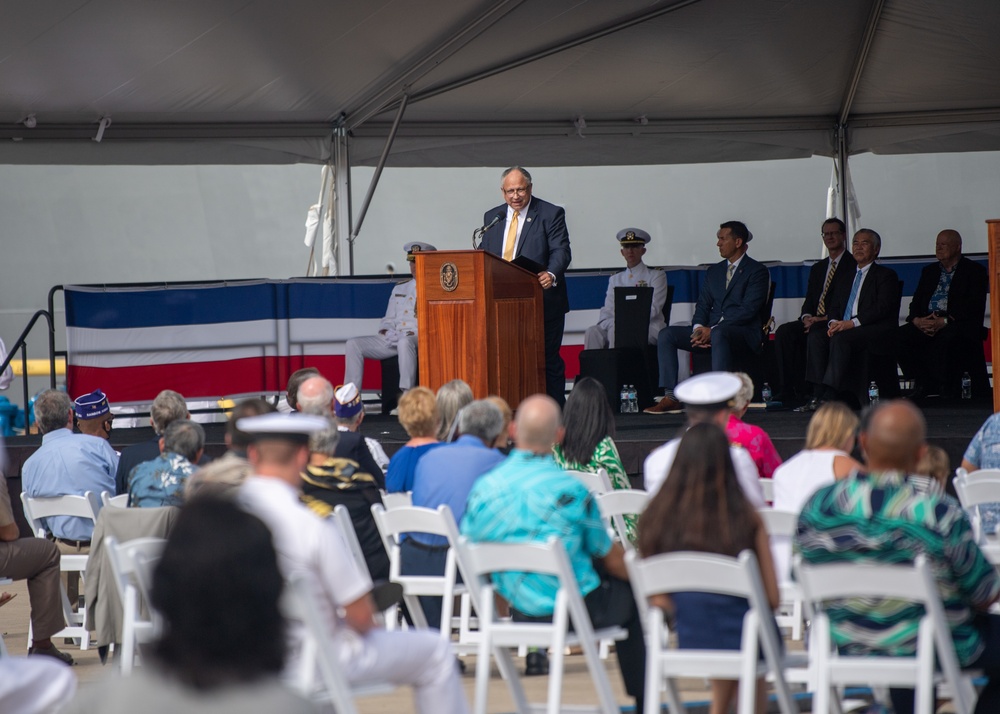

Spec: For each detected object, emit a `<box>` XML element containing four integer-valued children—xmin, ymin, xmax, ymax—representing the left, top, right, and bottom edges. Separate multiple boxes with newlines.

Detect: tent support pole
<box><xmin>332</xmin><ymin>127</ymin><xmax>352</xmax><ymax>276</ymax></box>
<box><xmin>350</xmin><ymin>94</ymin><xmax>408</xmax><ymax>268</ymax></box>
<box><xmin>838</xmin><ymin>0</ymin><xmax>885</xmax><ymax>125</ymax></box>
<box><xmin>836</xmin><ymin>124</ymin><xmax>850</xmax><ymax>235</ymax></box>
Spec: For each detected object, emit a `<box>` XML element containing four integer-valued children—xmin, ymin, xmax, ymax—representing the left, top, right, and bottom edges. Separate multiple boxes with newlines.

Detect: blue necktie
<box><xmin>843</xmin><ymin>269</ymin><xmax>863</xmax><ymax>321</ymax></box>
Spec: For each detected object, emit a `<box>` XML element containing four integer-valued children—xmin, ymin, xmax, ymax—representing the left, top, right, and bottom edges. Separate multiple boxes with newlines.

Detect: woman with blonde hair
<box><xmin>771</xmin><ymin>401</ymin><xmax>863</xmax><ymax>578</ymax></box>
<box><xmin>385</xmin><ymin>387</ymin><xmax>443</xmax><ymax>493</ymax></box>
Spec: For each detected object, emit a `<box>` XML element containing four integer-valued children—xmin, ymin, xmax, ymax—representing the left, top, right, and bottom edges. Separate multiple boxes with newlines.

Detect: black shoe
<box><xmin>793</xmin><ymin>398</ymin><xmax>820</xmax><ymax>413</ymax></box>
<box><xmin>525</xmin><ymin>650</ymin><xmax>549</xmax><ymax>676</ymax></box>
<box><xmin>29</xmin><ymin>643</ymin><xmax>75</xmax><ymax>665</ymax></box>
<box><xmin>371</xmin><ymin>581</ymin><xmax>404</xmax><ymax>613</ymax></box>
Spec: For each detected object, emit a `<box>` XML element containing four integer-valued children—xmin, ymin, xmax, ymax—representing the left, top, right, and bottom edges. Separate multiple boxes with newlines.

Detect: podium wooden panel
<box><xmin>414</xmin><ymin>250</ymin><xmax>544</xmax><ymax>408</ymax></box>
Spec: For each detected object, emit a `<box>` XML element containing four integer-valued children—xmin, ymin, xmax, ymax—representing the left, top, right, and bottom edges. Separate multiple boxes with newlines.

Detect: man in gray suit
<box><xmin>646</xmin><ymin>221</ymin><xmax>769</xmax><ymax>413</ymax></box>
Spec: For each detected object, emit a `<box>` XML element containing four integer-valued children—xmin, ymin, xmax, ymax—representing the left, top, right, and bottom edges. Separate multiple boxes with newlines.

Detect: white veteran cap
<box><xmin>404</xmin><ymin>241</ymin><xmax>437</xmax><ymax>261</ymax></box>
<box><xmin>674</xmin><ymin>372</ymin><xmax>742</xmax><ymax>410</ymax></box>
<box><xmin>236</xmin><ymin>413</ymin><xmax>328</xmax><ymax>444</ymax></box>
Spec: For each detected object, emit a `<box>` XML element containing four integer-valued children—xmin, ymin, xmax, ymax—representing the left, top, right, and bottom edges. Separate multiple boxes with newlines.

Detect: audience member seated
<box><xmin>344</xmin><ymin>242</ymin><xmax>435</xmax><ymax>402</ymax></box>
<box><xmin>644</xmin><ymin>373</ymin><xmax>765</xmax><ymax>507</ymax></box>
<box><xmin>484</xmin><ymin>395</ymin><xmax>513</xmax><ymax>450</ymax></box>
<box><xmin>334</xmin><ymin>382</ymin><xmax>389</xmax><ymax>474</ymax></box>
<box><xmin>638</xmin><ymin>422</ymin><xmax>781</xmax><ymax>714</ymax></box>
<box><xmin>773</xmin><ymin>218</ymin><xmax>856</xmax><ymax>406</ymax></box>
<box><xmin>128</xmin><ymin>419</ymin><xmax>205</xmax><ymax>507</ymax></box>
<box><xmin>238</xmin><ymin>412</ymin><xmax>469</xmax><ymax>714</ymax></box>
<box><xmin>553</xmin><ymin>377</ymin><xmax>635</xmax><ymax>541</ymax></box>
<box><xmin>403</xmin><ymin>400</ymin><xmax>506</xmax><ymax>628</ymax></box>
<box><xmin>385</xmin><ymin>387</ymin><xmax>443</xmax><ymax>493</ymax></box>
<box><xmin>796</xmin><ymin>401</ymin><xmax>1000</xmax><ymax>714</ymax></box>
<box><xmin>646</xmin><ymin>221</ymin><xmax>769</xmax><ymax>414</ymax></box>
<box><xmin>462</xmin><ymin>395</ymin><xmax>646</xmax><ymax>710</ymax></box>
<box><xmin>726</xmin><ymin>372</ymin><xmax>782</xmax><ymax>479</ymax></box>
<box><xmin>69</xmin><ymin>497</ymin><xmax>316</xmax><ymax>714</ymax></box>
<box><xmin>771</xmin><ymin>402</ymin><xmax>861</xmax><ymax>580</ymax></box>
<box><xmin>300</xmin><ymin>417</ymin><xmax>389</xmax><ymax>582</ymax></box>
<box><xmin>582</xmin><ymin>228</ymin><xmax>667</xmax><ymax>349</ymax></box>
<box><xmin>73</xmin><ymin>389</ymin><xmax>115</xmax><ymax>442</ymax></box>
<box><xmin>897</xmin><ymin>229</ymin><xmax>989</xmax><ymax>400</ymax></box>
<box><xmin>297</xmin><ymin>375</ymin><xmax>384</xmax><ymax>487</ymax></box>
<box><xmin>23</xmin><ymin>389</ymin><xmax>118</xmax><ymax>609</ymax></box>
<box><xmin>961</xmin><ymin>412</ymin><xmax>1000</xmax><ymax>536</ymax></box>
<box><xmin>436</xmin><ymin>379</ymin><xmax>473</xmax><ymax>442</ymax></box>
<box><xmin>221</xmin><ymin>398</ymin><xmax>276</xmax><ymax>460</ymax></box>
<box><xmin>185</xmin><ymin>457</ymin><xmax>253</xmax><ymax>501</ymax></box>
<box><xmin>799</xmin><ymin>228</ymin><xmax>901</xmax><ymax>410</ymax></box>
<box><xmin>913</xmin><ymin>444</ymin><xmax>951</xmax><ymax>495</ymax></box>
<box><xmin>115</xmin><ymin>389</ymin><xmax>189</xmax><ymax>496</ymax></box>
<box><xmin>281</xmin><ymin>366</ymin><xmax>320</xmax><ymax>413</ymax></box>
<box><xmin>0</xmin><ymin>447</ymin><xmax>73</xmax><ymax>664</ymax></box>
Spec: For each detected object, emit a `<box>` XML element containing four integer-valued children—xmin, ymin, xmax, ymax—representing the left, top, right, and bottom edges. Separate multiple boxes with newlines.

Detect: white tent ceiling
<box><xmin>2</xmin><ymin>0</ymin><xmax>999</xmax><ymax>166</ymax></box>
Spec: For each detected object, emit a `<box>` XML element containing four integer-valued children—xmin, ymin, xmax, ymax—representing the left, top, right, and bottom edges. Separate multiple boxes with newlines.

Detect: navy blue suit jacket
<box><xmin>481</xmin><ymin>196</ymin><xmax>572</xmax><ymax>315</ymax></box>
<box><xmin>693</xmin><ymin>254</ymin><xmax>770</xmax><ymax>328</ymax></box>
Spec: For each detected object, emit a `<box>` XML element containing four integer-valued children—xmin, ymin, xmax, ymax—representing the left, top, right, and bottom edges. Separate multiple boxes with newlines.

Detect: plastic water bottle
<box><xmin>761</xmin><ymin>382</ymin><xmax>772</xmax><ymax>403</ymax></box>
<box><xmin>628</xmin><ymin>385</ymin><xmax>638</xmax><ymax>413</ymax></box>
<box><xmin>962</xmin><ymin>372</ymin><xmax>972</xmax><ymax>400</ymax></box>
<box><xmin>620</xmin><ymin>385</ymin><xmax>628</xmax><ymax>413</ymax></box>
<box><xmin>868</xmin><ymin>381</ymin><xmax>880</xmax><ymax>405</ymax></box>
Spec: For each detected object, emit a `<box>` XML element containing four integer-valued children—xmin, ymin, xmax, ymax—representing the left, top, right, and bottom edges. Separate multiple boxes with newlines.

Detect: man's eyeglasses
<box><xmin>503</xmin><ymin>187</ymin><xmax>529</xmax><ymax>197</ymax></box>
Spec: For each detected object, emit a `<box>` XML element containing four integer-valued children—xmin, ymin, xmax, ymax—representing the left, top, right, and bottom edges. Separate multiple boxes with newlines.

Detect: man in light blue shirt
<box><xmin>22</xmin><ymin>389</ymin><xmax>117</xmax><ymax>541</ymax></box>
<box><xmin>461</xmin><ymin>394</ymin><xmax>645</xmax><ymax>709</ymax></box>
<box><xmin>401</xmin><ymin>400</ymin><xmax>506</xmax><ymax>629</ymax></box>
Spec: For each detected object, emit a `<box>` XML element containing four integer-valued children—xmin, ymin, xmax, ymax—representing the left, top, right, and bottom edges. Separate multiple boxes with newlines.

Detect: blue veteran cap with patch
<box><xmin>74</xmin><ymin>389</ymin><xmax>110</xmax><ymax>420</ymax></box>
<box><xmin>334</xmin><ymin>383</ymin><xmax>364</xmax><ymax>418</ymax></box>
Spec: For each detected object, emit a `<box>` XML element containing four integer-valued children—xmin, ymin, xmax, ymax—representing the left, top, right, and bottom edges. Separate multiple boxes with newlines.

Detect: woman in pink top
<box><xmin>725</xmin><ymin>373</ymin><xmax>783</xmax><ymax>478</ymax></box>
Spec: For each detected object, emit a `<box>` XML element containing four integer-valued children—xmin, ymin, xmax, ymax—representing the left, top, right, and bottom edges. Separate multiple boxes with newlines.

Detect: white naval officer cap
<box><xmin>673</xmin><ymin>372</ymin><xmax>742</xmax><ymax>410</ymax></box>
<box><xmin>236</xmin><ymin>412</ymin><xmax>328</xmax><ymax>445</ymax></box>
<box><xmin>617</xmin><ymin>228</ymin><xmax>651</xmax><ymax>246</ymax></box>
<box><xmin>404</xmin><ymin>241</ymin><xmax>437</xmax><ymax>262</ymax></box>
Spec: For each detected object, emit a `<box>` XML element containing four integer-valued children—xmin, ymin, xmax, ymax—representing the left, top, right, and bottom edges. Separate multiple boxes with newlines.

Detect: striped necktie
<box><xmin>725</xmin><ymin>263</ymin><xmax>736</xmax><ymax>289</ymax></box>
<box><xmin>502</xmin><ymin>211</ymin><xmax>519</xmax><ymax>261</ymax></box>
<box><xmin>816</xmin><ymin>258</ymin><xmax>838</xmax><ymax>316</ymax></box>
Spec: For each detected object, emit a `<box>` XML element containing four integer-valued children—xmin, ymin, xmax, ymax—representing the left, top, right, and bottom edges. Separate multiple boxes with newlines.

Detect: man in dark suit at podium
<box><xmin>481</xmin><ymin>167</ymin><xmax>572</xmax><ymax>406</ymax></box>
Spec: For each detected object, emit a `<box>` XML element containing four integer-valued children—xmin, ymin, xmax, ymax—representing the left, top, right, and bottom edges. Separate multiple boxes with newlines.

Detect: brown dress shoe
<box><xmin>643</xmin><ymin>396</ymin><xmax>682</xmax><ymax>414</ymax></box>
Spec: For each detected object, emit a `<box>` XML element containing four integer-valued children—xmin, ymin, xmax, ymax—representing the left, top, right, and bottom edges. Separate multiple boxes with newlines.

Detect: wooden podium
<box><xmin>413</xmin><ymin>250</ymin><xmax>544</xmax><ymax>408</ymax></box>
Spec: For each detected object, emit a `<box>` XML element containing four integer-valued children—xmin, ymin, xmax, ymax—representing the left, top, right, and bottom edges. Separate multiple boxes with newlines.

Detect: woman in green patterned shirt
<box><xmin>552</xmin><ymin>377</ymin><xmax>636</xmax><ymax>542</ymax></box>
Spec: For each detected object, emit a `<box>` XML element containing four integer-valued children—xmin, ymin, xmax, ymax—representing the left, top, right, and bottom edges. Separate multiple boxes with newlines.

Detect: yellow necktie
<box><xmin>502</xmin><ymin>211</ymin><xmax>519</xmax><ymax>261</ymax></box>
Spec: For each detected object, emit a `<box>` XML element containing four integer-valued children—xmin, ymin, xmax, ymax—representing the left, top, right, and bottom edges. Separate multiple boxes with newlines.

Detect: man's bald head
<box><xmin>935</xmin><ymin>229</ymin><xmax>962</xmax><ymax>268</ymax></box>
<box><xmin>297</xmin><ymin>376</ymin><xmax>334</xmax><ymax>416</ymax></box>
<box><xmin>860</xmin><ymin>400</ymin><xmax>927</xmax><ymax>473</ymax></box>
<box><xmin>513</xmin><ymin>395</ymin><xmax>563</xmax><ymax>454</ymax></box>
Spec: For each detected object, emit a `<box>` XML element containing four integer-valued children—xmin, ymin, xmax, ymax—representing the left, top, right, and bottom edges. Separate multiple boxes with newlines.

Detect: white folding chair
<box><xmin>100</xmin><ymin>491</ymin><xmax>129</xmax><ymax>508</ymax></box>
<box><xmin>330</xmin><ymin>504</ymin><xmax>374</xmax><ymax>580</ymax></box>
<box><xmin>757</xmin><ymin>507</ymin><xmax>805</xmax><ymax>641</ymax></box>
<box><xmin>625</xmin><ymin>549</ymin><xmax>797</xmax><ymax>714</ymax></box>
<box><xmin>20</xmin><ymin>491</ymin><xmax>102</xmax><ymax>649</ymax></box>
<box><xmin>760</xmin><ymin>477</ymin><xmax>775</xmax><ymax>503</ymax></box>
<box><xmin>954</xmin><ymin>468</ymin><xmax>1000</xmax><ymax>563</ymax></box>
<box><xmin>282</xmin><ymin>571</ymin><xmax>396</xmax><ymax>713</ymax></box>
<box><xmin>457</xmin><ymin>535</ymin><xmax>626</xmax><ymax>714</ymax></box>
<box><xmin>104</xmin><ymin>536</ymin><xmax>166</xmax><ymax>674</ymax></box>
<box><xmin>796</xmin><ymin>555</ymin><xmax>978</xmax><ymax>714</ymax></box>
<box><xmin>379</xmin><ymin>490</ymin><xmax>413</xmax><ymax>510</ymax></box>
<box><xmin>566</xmin><ymin>468</ymin><xmax>613</xmax><ymax>495</ymax></box>
<box><xmin>595</xmin><ymin>488</ymin><xmax>649</xmax><ymax>551</ymax></box>
<box><xmin>371</xmin><ymin>503</ymin><xmax>475</xmax><ymax>650</ymax></box>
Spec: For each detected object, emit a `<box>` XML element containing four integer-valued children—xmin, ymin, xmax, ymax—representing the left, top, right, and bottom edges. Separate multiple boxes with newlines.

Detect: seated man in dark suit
<box><xmin>773</xmin><ymin>218</ymin><xmax>856</xmax><ymax>406</ymax></box>
<box><xmin>645</xmin><ymin>220</ymin><xmax>769</xmax><ymax>413</ymax></box>
<box><xmin>800</xmin><ymin>228</ymin><xmax>901</xmax><ymax>410</ymax></box>
<box><xmin>896</xmin><ymin>229</ymin><xmax>988</xmax><ymax>400</ymax></box>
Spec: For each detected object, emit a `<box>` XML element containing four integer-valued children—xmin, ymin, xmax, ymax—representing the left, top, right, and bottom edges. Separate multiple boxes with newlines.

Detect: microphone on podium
<box><xmin>473</xmin><ymin>213</ymin><xmax>503</xmax><ymax>249</ymax></box>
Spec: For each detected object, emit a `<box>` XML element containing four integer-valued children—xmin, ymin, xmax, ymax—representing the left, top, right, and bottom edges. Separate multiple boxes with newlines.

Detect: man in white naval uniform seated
<box><xmin>583</xmin><ymin>228</ymin><xmax>668</xmax><ymax>349</ymax></box>
<box><xmin>643</xmin><ymin>372</ymin><xmax>765</xmax><ymax>505</ymax></box>
<box><xmin>238</xmin><ymin>413</ymin><xmax>469</xmax><ymax>714</ymax></box>
<box><xmin>344</xmin><ymin>241</ymin><xmax>435</xmax><ymax>395</ymax></box>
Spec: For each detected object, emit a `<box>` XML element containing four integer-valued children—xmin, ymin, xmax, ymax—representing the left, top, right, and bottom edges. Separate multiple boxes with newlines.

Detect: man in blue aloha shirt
<box><xmin>129</xmin><ymin>419</ymin><xmax>205</xmax><ymax>507</ymax></box>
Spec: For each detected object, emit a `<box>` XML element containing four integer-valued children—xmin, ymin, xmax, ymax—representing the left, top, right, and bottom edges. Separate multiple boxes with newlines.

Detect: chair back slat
<box><xmin>565</xmin><ymin>468</ymin><xmax>613</xmax><ymax>495</ymax></box>
<box><xmin>628</xmin><ymin>550</ymin><xmax>751</xmax><ymax>599</ymax></box>
<box><xmin>954</xmin><ymin>469</ymin><xmax>1000</xmax><ymax>509</ymax></box>
<box><xmin>757</xmin><ymin>508</ymin><xmax>798</xmax><ymax>537</ymax></box>
<box><xmin>21</xmin><ymin>492</ymin><xmax>102</xmax><ymax>535</ymax></box>
<box><xmin>796</xmin><ymin>559</ymin><xmax>929</xmax><ymax>604</ymax></box>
